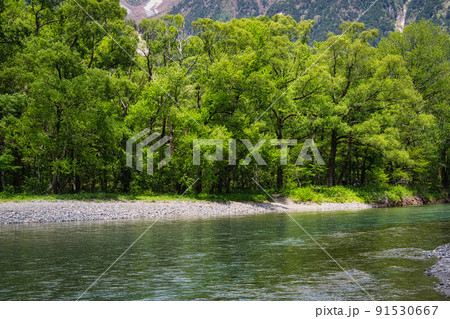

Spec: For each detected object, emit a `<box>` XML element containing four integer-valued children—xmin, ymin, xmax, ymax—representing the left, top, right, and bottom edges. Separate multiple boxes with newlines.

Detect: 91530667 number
<box><xmin>375</xmin><ymin>306</ymin><xmax>438</xmax><ymax>316</ymax></box>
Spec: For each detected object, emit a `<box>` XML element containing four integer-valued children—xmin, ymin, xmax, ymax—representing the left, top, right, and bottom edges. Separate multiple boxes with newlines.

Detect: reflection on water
<box><xmin>0</xmin><ymin>204</ymin><xmax>449</xmax><ymax>300</ymax></box>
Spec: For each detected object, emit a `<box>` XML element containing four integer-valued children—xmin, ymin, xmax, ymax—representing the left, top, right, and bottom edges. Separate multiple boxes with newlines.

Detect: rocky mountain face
<box><xmin>120</xmin><ymin>0</ymin><xmax>449</xmax><ymax>40</ymax></box>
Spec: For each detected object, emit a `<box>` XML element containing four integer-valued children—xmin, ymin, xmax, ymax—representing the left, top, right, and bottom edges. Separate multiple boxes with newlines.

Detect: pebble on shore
<box><xmin>423</xmin><ymin>243</ymin><xmax>450</xmax><ymax>298</ymax></box>
<box><xmin>0</xmin><ymin>199</ymin><xmax>375</xmax><ymax>225</ymax></box>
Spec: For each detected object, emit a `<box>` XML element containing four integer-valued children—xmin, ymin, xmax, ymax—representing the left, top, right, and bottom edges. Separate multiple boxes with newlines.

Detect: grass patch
<box><xmin>0</xmin><ymin>186</ymin><xmax>446</xmax><ymax>204</ymax></box>
<box><xmin>285</xmin><ymin>186</ymin><xmax>362</xmax><ymax>203</ymax></box>
<box><xmin>0</xmin><ymin>190</ymin><xmax>272</xmax><ymax>203</ymax></box>
<box><xmin>285</xmin><ymin>185</ymin><xmax>446</xmax><ymax>204</ymax></box>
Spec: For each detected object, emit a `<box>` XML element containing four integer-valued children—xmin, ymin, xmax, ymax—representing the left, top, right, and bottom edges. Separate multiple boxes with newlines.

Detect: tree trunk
<box><xmin>1</xmin><ymin>169</ymin><xmax>5</xmax><ymax>191</ymax></box>
<box><xmin>75</xmin><ymin>174</ymin><xmax>81</xmax><ymax>193</ymax></box>
<box><xmin>361</xmin><ymin>158</ymin><xmax>369</xmax><ymax>185</ymax></box>
<box><xmin>101</xmin><ymin>173</ymin><xmax>107</xmax><ymax>192</ymax></box>
<box><xmin>161</xmin><ymin>118</ymin><xmax>166</xmax><ymax>136</ymax></box>
<box><xmin>441</xmin><ymin>147</ymin><xmax>449</xmax><ymax>188</ymax></box>
<box><xmin>34</xmin><ymin>13</ymin><xmax>40</xmax><ymax>37</ymax></box>
<box><xmin>387</xmin><ymin>161</ymin><xmax>394</xmax><ymax>184</ymax></box>
<box><xmin>276</xmin><ymin>129</ymin><xmax>283</xmax><ymax>189</ymax></box>
<box><xmin>195</xmin><ymin>168</ymin><xmax>202</xmax><ymax>194</ymax></box>
<box><xmin>216</xmin><ymin>174</ymin><xmax>223</xmax><ymax>193</ymax></box>
<box><xmin>225</xmin><ymin>176</ymin><xmax>231</xmax><ymax>193</ymax></box>
<box><xmin>121</xmin><ymin>167</ymin><xmax>131</xmax><ymax>192</ymax></box>
<box><xmin>169</xmin><ymin>122</ymin><xmax>174</xmax><ymax>153</ymax></box>
<box><xmin>48</xmin><ymin>173</ymin><xmax>59</xmax><ymax>194</ymax></box>
<box><xmin>146</xmin><ymin>56</ymin><xmax>153</xmax><ymax>82</ymax></box>
<box><xmin>337</xmin><ymin>139</ymin><xmax>352</xmax><ymax>185</ymax></box>
<box><xmin>326</xmin><ymin>129</ymin><xmax>338</xmax><ymax>187</ymax></box>
<box><xmin>13</xmin><ymin>155</ymin><xmax>22</xmax><ymax>190</ymax></box>
<box><xmin>0</xmin><ymin>146</ymin><xmax>4</xmax><ymax>191</ymax></box>
<box><xmin>276</xmin><ymin>164</ymin><xmax>283</xmax><ymax>189</ymax></box>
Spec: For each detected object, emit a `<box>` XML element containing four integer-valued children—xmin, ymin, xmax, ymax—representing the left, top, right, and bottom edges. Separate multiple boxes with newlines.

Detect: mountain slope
<box><xmin>121</xmin><ymin>0</ymin><xmax>449</xmax><ymax>40</ymax></box>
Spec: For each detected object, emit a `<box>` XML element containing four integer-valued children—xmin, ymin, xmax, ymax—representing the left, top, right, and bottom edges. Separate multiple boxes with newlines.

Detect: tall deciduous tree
<box><xmin>379</xmin><ymin>20</ymin><xmax>450</xmax><ymax>187</ymax></box>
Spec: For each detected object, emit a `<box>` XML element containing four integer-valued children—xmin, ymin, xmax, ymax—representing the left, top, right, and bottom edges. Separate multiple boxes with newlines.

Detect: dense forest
<box><xmin>0</xmin><ymin>0</ymin><xmax>449</xmax><ymax>197</ymax></box>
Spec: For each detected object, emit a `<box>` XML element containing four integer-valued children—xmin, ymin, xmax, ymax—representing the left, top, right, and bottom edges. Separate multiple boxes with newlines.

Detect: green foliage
<box><xmin>287</xmin><ymin>186</ymin><xmax>362</xmax><ymax>203</ymax></box>
<box><xmin>286</xmin><ymin>185</ymin><xmax>433</xmax><ymax>204</ymax></box>
<box><xmin>0</xmin><ymin>0</ymin><xmax>447</xmax><ymax>202</ymax></box>
<box><xmin>21</xmin><ymin>177</ymin><xmax>47</xmax><ymax>194</ymax></box>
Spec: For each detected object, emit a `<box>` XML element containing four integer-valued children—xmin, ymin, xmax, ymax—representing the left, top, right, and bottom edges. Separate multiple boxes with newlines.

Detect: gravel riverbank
<box><xmin>0</xmin><ymin>199</ymin><xmax>375</xmax><ymax>225</ymax></box>
<box><xmin>423</xmin><ymin>244</ymin><xmax>450</xmax><ymax>298</ymax></box>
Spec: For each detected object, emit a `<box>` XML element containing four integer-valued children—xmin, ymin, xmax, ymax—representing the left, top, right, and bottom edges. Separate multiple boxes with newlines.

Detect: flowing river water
<box><xmin>0</xmin><ymin>204</ymin><xmax>449</xmax><ymax>300</ymax></box>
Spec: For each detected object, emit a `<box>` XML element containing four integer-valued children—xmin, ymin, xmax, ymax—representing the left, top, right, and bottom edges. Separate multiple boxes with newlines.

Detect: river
<box><xmin>0</xmin><ymin>204</ymin><xmax>449</xmax><ymax>300</ymax></box>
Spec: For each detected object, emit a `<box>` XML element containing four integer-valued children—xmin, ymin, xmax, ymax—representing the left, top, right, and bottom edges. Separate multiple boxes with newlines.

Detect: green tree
<box><xmin>319</xmin><ymin>22</ymin><xmax>420</xmax><ymax>187</ymax></box>
<box><xmin>379</xmin><ymin>20</ymin><xmax>450</xmax><ymax>187</ymax></box>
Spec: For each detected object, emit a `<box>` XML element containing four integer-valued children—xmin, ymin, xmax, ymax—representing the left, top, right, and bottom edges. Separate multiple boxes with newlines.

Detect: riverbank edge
<box><xmin>374</xmin><ymin>196</ymin><xmax>449</xmax><ymax>208</ymax></box>
<box><xmin>0</xmin><ymin>199</ymin><xmax>376</xmax><ymax>225</ymax></box>
<box><xmin>1</xmin><ymin>192</ymin><xmax>448</xmax><ymax>205</ymax></box>
<box><xmin>423</xmin><ymin>244</ymin><xmax>450</xmax><ymax>298</ymax></box>
<box><xmin>0</xmin><ymin>195</ymin><xmax>448</xmax><ymax>225</ymax></box>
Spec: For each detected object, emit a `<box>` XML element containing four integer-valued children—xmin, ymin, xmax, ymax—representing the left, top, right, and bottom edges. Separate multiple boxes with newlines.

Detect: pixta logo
<box><xmin>126</xmin><ymin>129</ymin><xmax>325</xmax><ymax>175</ymax></box>
<box><xmin>126</xmin><ymin>129</ymin><xmax>171</xmax><ymax>175</ymax></box>
<box><xmin>193</xmin><ymin>139</ymin><xmax>325</xmax><ymax>166</ymax></box>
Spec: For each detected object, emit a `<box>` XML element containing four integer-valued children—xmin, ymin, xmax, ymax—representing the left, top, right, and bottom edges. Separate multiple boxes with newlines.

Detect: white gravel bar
<box><xmin>424</xmin><ymin>243</ymin><xmax>450</xmax><ymax>298</ymax></box>
<box><xmin>0</xmin><ymin>200</ymin><xmax>375</xmax><ymax>225</ymax></box>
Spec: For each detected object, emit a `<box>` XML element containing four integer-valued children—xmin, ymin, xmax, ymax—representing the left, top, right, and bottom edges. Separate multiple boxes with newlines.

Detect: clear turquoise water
<box><xmin>0</xmin><ymin>204</ymin><xmax>449</xmax><ymax>301</ymax></box>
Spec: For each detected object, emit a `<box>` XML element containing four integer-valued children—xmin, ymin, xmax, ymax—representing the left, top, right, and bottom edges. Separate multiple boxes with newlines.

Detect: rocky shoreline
<box><xmin>376</xmin><ymin>196</ymin><xmax>449</xmax><ymax>208</ymax></box>
<box><xmin>423</xmin><ymin>244</ymin><xmax>450</xmax><ymax>298</ymax></box>
<box><xmin>0</xmin><ymin>199</ymin><xmax>375</xmax><ymax>225</ymax></box>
